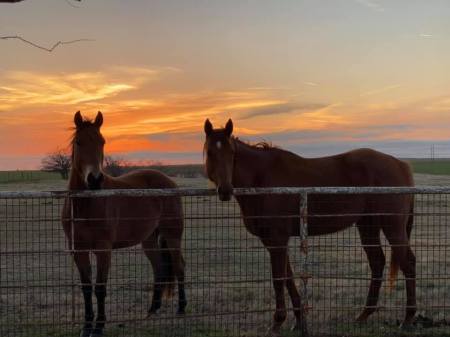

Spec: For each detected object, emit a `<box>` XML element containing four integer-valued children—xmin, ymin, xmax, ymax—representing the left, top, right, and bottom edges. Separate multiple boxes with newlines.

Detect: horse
<box><xmin>203</xmin><ymin>118</ymin><xmax>416</xmax><ymax>337</ymax></box>
<box><xmin>62</xmin><ymin>111</ymin><xmax>187</xmax><ymax>337</ymax></box>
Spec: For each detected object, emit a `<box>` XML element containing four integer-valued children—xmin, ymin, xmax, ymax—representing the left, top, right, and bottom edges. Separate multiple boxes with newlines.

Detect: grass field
<box><xmin>1</xmin><ymin>159</ymin><xmax>450</xmax><ymax>186</ymax></box>
<box><xmin>1</xmin><ymin>172</ymin><xmax>450</xmax><ymax>337</ymax></box>
<box><xmin>0</xmin><ymin>170</ymin><xmax>60</xmax><ymax>183</ymax></box>
<box><xmin>407</xmin><ymin>159</ymin><xmax>450</xmax><ymax>176</ymax></box>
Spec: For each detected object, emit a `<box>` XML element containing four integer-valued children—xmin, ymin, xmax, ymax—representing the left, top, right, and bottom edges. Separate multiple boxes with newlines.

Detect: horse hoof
<box><xmin>80</xmin><ymin>328</ymin><xmax>92</xmax><ymax>337</ymax></box>
<box><xmin>90</xmin><ymin>329</ymin><xmax>104</xmax><ymax>337</ymax></box>
<box><xmin>355</xmin><ymin>314</ymin><xmax>368</xmax><ymax>323</ymax></box>
<box><xmin>355</xmin><ymin>308</ymin><xmax>375</xmax><ymax>323</ymax></box>
<box><xmin>265</xmin><ymin>327</ymin><xmax>281</xmax><ymax>337</ymax></box>
<box><xmin>147</xmin><ymin>310</ymin><xmax>158</xmax><ymax>318</ymax></box>
<box><xmin>400</xmin><ymin>316</ymin><xmax>416</xmax><ymax>329</ymax></box>
<box><xmin>177</xmin><ymin>301</ymin><xmax>187</xmax><ymax>316</ymax></box>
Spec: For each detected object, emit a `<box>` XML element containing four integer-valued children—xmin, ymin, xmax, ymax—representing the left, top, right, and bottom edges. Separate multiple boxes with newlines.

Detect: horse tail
<box><xmin>159</xmin><ymin>236</ymin><xmax>176</xmax><ymax>299</ymax></box>
<box><xmin>389</xmin><ymin>201</ymin><xmax>414</xmax><ymax>290</ymax></box>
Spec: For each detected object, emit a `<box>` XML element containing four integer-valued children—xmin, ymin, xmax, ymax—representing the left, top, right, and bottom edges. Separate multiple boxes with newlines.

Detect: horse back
<box><xmin>62</xmin><ymin>169</ymin><xmax>183</xmax><ymax>249</ymax></box>
<box><xmin>235</xmin><ymin>148</ymin><xmax>414</xmax><ymax>237</ymax></box>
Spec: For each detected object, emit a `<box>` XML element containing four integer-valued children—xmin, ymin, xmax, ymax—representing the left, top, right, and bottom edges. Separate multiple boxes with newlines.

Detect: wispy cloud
<box><xmin>287</xmin><ymin>139</ymin><xmax>450</xmax><ymax>159</ymax></box>
<box><xmin>354</xmin><ymin>0</ymin><xmax>385</xmax><ymax>12</ymax></box>
<box><xmin>423</xmin><ymin>95</ymin><xmax>450</xmax><ymax>113</ymax></box>
<box><xmin>419</xmin><ymin>33</ymin><xmax>433</xmax><ymax>38</ymax></box>
<box><xmin>360</xmin><ymin>84</ymin><xmax>401</xmax><ymax>97</ymax></box>
<box><xmin>252</xmin><ymin>123</ymin><xmax>412</xmax><ymax>145</ymax></box>
<box><xmin>303</xmin><ymin>82</ymin><xmax>319</xmax><ymax>87</ymax></box>
<box><xmin>0</xmin><ymin>66</ymin><xmax>166</xmax><ymax>110</ymax></box>
<box><xmin>239</xmin><ymin>102</ymin><xmax>328</xmax><ymax>119</ymax></box>
<box><xmin>0</xmin><ymin>74</ymin><xmax>133</xmax><ymax>109</ymax></box>
<box><xmin>1</xmin><ymin>65</ymin><xmax>449</xmax><ymax>169</ymax></box>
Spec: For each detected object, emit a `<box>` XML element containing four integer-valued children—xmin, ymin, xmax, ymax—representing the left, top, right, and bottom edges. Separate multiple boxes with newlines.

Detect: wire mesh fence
<box><xmin>0</xmin><ymin>187</ymin><xmax>450</xmax><ymax>337</ymax></box>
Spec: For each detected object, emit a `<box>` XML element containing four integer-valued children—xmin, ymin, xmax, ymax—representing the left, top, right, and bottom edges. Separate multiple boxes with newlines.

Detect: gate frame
<box><xmin>1</xmin><ymin>185</ymin><xmax>449</xmax><ymax>336</ymax></box>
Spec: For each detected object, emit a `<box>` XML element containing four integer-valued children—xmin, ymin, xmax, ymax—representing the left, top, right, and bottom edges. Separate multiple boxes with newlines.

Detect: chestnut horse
<box><xmin>62</xmin><ymin>111</ymin><xmax>187</xmax><ymax>337</ymax></box>
<box><xmin>203</xmin><ymin>119</ymin><xmax>416</xmax><ymax>337</ymax></box>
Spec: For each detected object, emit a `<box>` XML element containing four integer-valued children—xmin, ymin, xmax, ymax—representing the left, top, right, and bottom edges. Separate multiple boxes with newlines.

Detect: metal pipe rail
<box><xmin>1</xmin><ymin>185</ymin><xmax>450</xmax><ymax>199</ymax></box>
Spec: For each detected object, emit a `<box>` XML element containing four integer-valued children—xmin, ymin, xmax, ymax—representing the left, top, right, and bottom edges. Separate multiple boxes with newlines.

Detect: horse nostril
<box><xmin>86</xmin><ymin>172</ymin><xmax>103</xmax><ymax>190</ymax></box>
<box><xmin>87</xmin><ymin>172</ymin><xmax>95</xmax><ymax>185</ymax></box>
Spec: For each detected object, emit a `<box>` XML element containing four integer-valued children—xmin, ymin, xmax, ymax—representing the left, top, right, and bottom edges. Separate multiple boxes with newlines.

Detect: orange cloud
<box><xmin>1</xmin><ymin>64</ymin><xmax>449</xmax><ymax>169</ymax></box>
<box><xmin>0</xmin><ymin>66</ymin><xmax>165</xmax><ymax>110</ymax></box>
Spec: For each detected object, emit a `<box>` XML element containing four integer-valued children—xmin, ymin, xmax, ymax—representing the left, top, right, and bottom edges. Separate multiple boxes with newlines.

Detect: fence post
<box><xmin>299</xmin><ymin>192</ymin><xmax>309</xmax><ymax>337</ymax></box>
<box><xmin>70</xmin><ymin>196</ymin><xmax>76</xmax><ymax>331</ymax></box>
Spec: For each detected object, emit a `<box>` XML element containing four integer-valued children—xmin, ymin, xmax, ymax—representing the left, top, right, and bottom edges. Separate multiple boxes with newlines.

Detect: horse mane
<box><xmin>233</xmin><ymin>137</ymin><xmax>278</xmax><ymax>151</ymax></box>
<box><xmin>233</xmin><ymin>136</ymin><xmax>301</xmax><ymax>159</ymax></box>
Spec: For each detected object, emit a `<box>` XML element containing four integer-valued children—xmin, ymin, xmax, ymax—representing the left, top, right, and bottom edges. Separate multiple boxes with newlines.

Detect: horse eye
<box><xmin>76</xmin><ymin>140</ymin><xmax>81</xmax><ymax>146</ymax></box>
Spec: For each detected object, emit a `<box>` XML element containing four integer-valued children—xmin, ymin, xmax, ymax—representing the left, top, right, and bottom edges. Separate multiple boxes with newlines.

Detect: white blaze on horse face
<box><xmin>216</xmin><ymin>141</ymin><xmax>222</xmax><ymax>150</ymax></box>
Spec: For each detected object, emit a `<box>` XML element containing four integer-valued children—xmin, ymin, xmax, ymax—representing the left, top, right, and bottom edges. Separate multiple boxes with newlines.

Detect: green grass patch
<box><xmin>0</xmin><ymin>170</ymin><xmax>61</xmax><ymax>183</ymax></box>
<box><xmin>407</xmin><ymin>159</ymin><xmax>450</xmax><ymax>176</ymax></box>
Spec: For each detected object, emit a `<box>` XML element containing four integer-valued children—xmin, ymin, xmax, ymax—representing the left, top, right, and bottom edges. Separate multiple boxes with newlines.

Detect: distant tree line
<box><xmin>40</xmin><ymin>149</ymin><xmax>205</xmax><ymax>180</ymax></box>
<box><xmin>40</xmin><ymin>149</ymin><xmax>128</xmax><ymax>179</ymax></box>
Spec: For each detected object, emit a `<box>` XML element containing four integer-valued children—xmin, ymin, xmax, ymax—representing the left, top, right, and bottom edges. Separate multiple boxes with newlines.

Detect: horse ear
<box><xmin>204</xmin><ymin>119</ymin><xmax>213</xmax><ymax>136</ymax></box>
<box><xmin>74</xmin><ymin>111</ymin><xmax>83</xmax><ymax>128</ymax></box>
<box><xmin>94</xmin><ymin>111</ymin><xmax>103</xmax><ymax>128</ymax></box>
<box><xmin>225</xmin><ymin>118</ymin><xmax>233</xmax><ymax>137</ymax></box>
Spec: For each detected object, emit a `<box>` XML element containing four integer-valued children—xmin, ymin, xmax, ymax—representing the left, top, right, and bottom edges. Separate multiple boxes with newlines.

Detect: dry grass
<box><xmin>0</xmin><ymin>174</ymin><xmax>449</xmax><ymax>336</ymax></box>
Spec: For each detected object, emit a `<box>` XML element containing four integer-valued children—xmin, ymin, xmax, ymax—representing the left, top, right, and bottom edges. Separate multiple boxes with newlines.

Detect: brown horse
<box><xmin>62</xmin><ymin>111</ymin><xmax>187</xmax><ymax>337</ymax></box>
<box><xmin>203</xmin><ymin>119</ymin><xmax>416</xmax><ymax>337</ymax></box>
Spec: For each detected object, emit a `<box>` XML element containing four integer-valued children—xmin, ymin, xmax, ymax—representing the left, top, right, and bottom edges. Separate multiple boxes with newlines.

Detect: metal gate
<box><xmin>1</xmin><ymin>187</ymin><xmax>450</xmax><ymax>337</ymax></box>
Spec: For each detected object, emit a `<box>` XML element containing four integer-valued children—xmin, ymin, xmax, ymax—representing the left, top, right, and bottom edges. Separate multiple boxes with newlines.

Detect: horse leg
<box><xmin>91</xmin><ymin>249</ymin><xmax>112</xmax><ymax>337</ymax></box>
<box><xmin>286</xmin><ymin>255</ymin><xmax>307</xmax><ymax>333</ymax></box>
<box><xmin>403</xmin><ymin>246</ymin><xmax>417</xmax><ymax>326</ymax></box>
<box><xmin>163</xmin><ymin>236</ymin><xmax>187</xmax><ymax>315</ymax></box>
<box><xmin>73</xmin><ymin>251</ymin><xmax>94</xmax><ymax>337</ymax></box>
<box><xmin>355</xmin><ymin>222</ymin><xmax>385</xmax><ymax>322</ymax></box>
<box><xmin>262</xmin><ymin>237</ymin><xmax>289</xmax><ymax>337</ymax></box>
<box><xmin>142</xmin><ymin>232</ymin><xmax>164</xmax><ymax>315</ymax></box>
<box><xmin>383</xmin><ymin>221</ymin><xmax>417</xmax><ymax>327</ymax></box>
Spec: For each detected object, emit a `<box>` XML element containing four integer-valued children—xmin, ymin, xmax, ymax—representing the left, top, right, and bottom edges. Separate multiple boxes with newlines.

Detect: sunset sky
<box><xmin>1</xmin><ymin>0</ymin><xmax>449</xmax><ymax>169</ymax></box>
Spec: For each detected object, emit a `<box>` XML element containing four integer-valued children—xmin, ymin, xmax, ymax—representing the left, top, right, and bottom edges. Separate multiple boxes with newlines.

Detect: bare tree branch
<box><xmin>0</xmin><ymin>0</ymin><xmax>81</xmax><ymax>2</ymax></box>
<box><xmin>1</xmin><ymin>0</ymin><xmax>87</xmax><ymax>52</ymax></box>
<box><xmin>65</xmin><ymin>0</ymin><xmax>81</xmax><ymax>8</ymax></box>
<box><xmin>41</xmin><ymin>149</ymin><xmax>71</xmax><ymax>180</ymax></box>
<box><xmin>0</xmin><ymin>35</ymin><xmax>93</xmax><ymax>52</ymax></box>
<box><xmin>104</xmin><ymin>156</ymin><xmax>130</xmax><ymax>177</ymax></box>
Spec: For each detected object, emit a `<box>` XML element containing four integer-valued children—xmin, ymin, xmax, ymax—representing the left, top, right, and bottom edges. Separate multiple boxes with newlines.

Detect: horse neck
<box><xmin>232</xmin><ymin>141</ymin><xmax>270</xmax><ymax>188</ymax></box>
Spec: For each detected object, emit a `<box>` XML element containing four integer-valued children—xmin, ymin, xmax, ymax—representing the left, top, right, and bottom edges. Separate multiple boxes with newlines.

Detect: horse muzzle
<box><xmin>86</xmin><ymin>172</ymin><xmax>104</xmax><ymax>190</ymax></box>
<box><xmin>217</xmin><ymin>185</ymin><xmax>233</xmax><ymax>201</ymax></box>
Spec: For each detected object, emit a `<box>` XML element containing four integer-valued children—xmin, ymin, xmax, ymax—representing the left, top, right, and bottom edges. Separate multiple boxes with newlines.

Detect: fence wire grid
<box><xmin>0</xmin><ymin>187</ymin><xmax>450</xmax><ymax>337</ymax></box>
